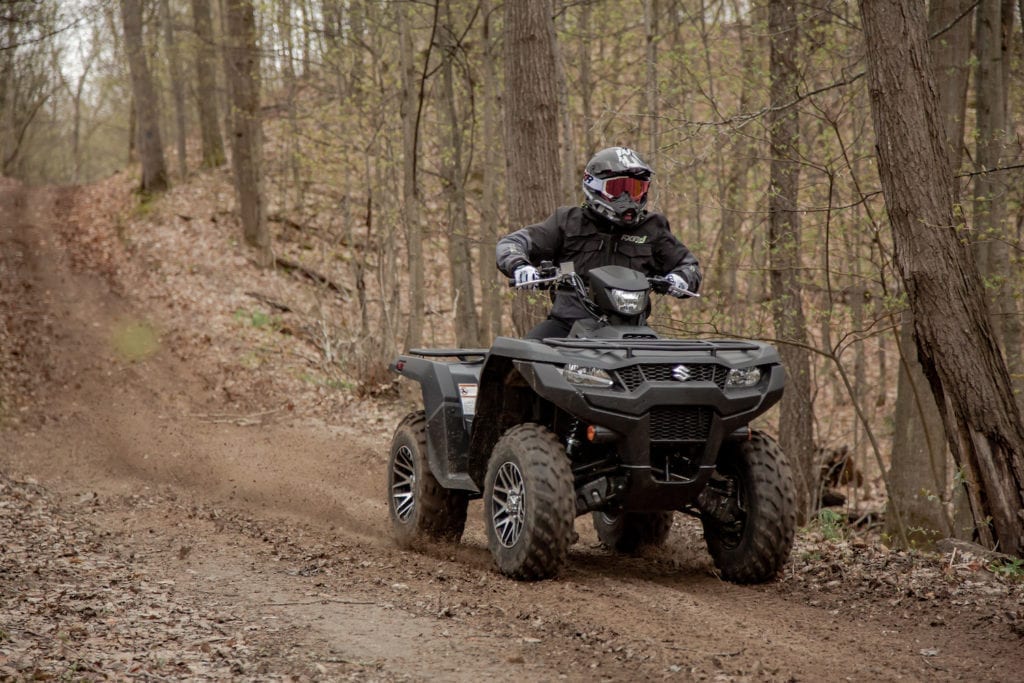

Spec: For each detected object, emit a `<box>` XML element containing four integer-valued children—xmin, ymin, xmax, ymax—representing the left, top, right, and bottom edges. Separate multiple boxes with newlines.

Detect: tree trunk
<box><xmin>973</xmin><ymin>0</ymin><xmax>1022</xmax><ymax>409</ymax></box>
<box><xmin>222</xmin><ymin>0</ymin><xmax>271</xmax><ymax>266</ymax></box>
<box><xmin>552</xmin><ymin>12</ymin><xmax>575</xmax><ymax>206</ymax></box>
<box><xmin>397</xmin><ymin>1</ymin><xmax>425</xmax><ymax>349</ymax></box>
<box><xmin>644</xmin><ymin>0</ymin><xmax>659</xmax><ymax>165</ymax></box>
<box><xmin>887</xmin><ymin>0</ymin><xmax>977</xmax><ymax>546</ymax></box>
<box><xmin>716</xmin><ymin>0</ymin><xmax>759</xmax><ymax>303</ymax></box>
<box><xmin>767</xmin><ymin>0</ymin><xmax>815</xmax><ymax>522</ymax></box>
<box><xmin>121</xmin><ymin>0</ymin><xmax>168</xmax><ymax>194</ymax></box>
<box><xmin>505</xmin><ymin>0</ymin><xmax>563</xmax><ymax>335</ymax></box>
<box><xmin>160</xmin><ymin>0</ymin><xmax>188</xmax><ymax>180</ymax></box>
<box><xmin>859</xmin><ymin>0</ymin><xmax>1024</xmax><ymax>555</ymax></box>
<box><xmin>440</xmin><ymin>5</ymin><xmax>479</xmax><ymax>348</ymax></box>
<box><xmin>477</xmin><ymin>0</ymin><xmax>503</xmax><ymax>344</ymax></box>
<box><xmin>191</xmin><ymin>0</ymin><xmax>226</xmax><ymax>168</ymax></box>
<box><xmin>578</xmin><ymin>2</ymin><xmax>594</xmax><ymax>156</ymax></box>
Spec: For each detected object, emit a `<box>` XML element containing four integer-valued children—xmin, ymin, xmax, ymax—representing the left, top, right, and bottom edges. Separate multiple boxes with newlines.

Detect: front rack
<box><xmin>408</xmin><ymin>348</ymin><xmax>489</xmax><ymax>362</ymax></box>
<box><xmin>541</xmin><ymin>338</ymin><xmax>760</xmax><ymax>358</ymax></box>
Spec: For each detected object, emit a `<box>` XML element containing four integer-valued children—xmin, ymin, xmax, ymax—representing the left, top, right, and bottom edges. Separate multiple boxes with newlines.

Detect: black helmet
<box><xmin>582</xmin><ymin>147</ymin><xmax>653</xmax><ymax>227</ymax></box>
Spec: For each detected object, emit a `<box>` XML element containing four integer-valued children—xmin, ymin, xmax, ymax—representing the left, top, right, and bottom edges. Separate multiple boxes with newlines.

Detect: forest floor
<box><xmin>1</xmin><ymin>177</ymin><xmax>1022</xmax><ymax>681</ymax></box>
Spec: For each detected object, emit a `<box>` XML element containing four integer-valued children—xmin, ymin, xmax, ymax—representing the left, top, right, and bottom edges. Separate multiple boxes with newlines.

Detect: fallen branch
<box><xmin>274</xmin><ymin>256</ymin><xmax>350</xmax><ymax>300</ymax></box>
<box><xmin>244</xmin><ymin>291</ymin><xmax>293</xmax><ymax>313</ymax></box>
<box><xmin>263</xmin><ymin>599</ymin><xmax>377</xmax><ymax>606</ymax></box>
<box><xmin>189</xmin><ymin>408</ymin><xmax>282</xmax><ymax>426</ymax></box>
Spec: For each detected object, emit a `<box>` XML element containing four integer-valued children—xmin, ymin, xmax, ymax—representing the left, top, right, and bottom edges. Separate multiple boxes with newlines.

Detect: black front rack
<box><xmin>541</xmin><ymin>338</ymin><xmax>760</xmax><ymax>358</ymax></box>
<box><xmin>408</xmin><ymin>348</ymin><xmax>489</xmax><ymax>362</ymax></box>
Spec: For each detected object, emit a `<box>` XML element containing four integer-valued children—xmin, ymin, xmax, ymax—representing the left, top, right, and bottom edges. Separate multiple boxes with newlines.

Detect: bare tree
<box><xmin>160</xmin><ymin>0</ymin><xmax>188</xmax><ymax>179</ymax></box>
<box><xmin>504</xmin><ymin>0</ymin><xmax>563</xmax><ymax>335</ymax></box>
<box><xmin>973</xmin><ymin>0</ymin><xmax>1021</xmax><ymax>406</ymax></box>
<box><xmin>222</xmin><ymin>0</ymin><xmax>271</xmax><ymax>266</ymax></box>
<box><xmin>439</xmin><ymin>4</ymin><xmax>479</xmax><ymax>348</ymax></box>
<box><xmin>1</xmin><ymin>1</ymin><xmax>62</xmax><ymax>177</ymax></box>
<box><xmin>396</xmin><ymin>0</ymin><xmax>426</xmax><ymax>349</ymax></box>
<box><xmin>859</xmin><ymin>0</ymin><xmax>1024</xmax><ymax>555</ymax></box>
<box><xmin>767</xmin><ymin>0</ymin><xmax>815</xmax><ymax>520</ymax></box>
<box><xmin>476</xmin><ymin>0</ymin><xmax>503</xmax><ymax>344</ymax></box>
<box><xmin>191</xmin><ymin>0</ymin><xmax>225</xmax><ymax>168</ymax></box>
<box><xmin>56</xmin><ymin>31</ymin><xmax>101</xmax><ymax>183</ymax></box>
<box><xmin>887</xmin><ymin>0</ymin><xmax>977</xmax><ymax>545</ymax></box>
<box><xmin>120</xmin><ymin>0</ymin><xmax>168</xmax><ymax>194</ymax></box>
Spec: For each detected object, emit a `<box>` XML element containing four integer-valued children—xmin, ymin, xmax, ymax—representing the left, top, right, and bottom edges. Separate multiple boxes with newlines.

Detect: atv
<box><xmin>387</xmin><ymin>263</ymin><xmax>796</xmax><ymax>583</ymax></box>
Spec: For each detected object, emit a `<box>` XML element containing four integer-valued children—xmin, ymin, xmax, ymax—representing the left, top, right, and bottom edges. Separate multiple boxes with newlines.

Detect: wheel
<box><xmin>484</xmin><ymin>423</ymin><xmax>575</xmax><ymax>580</ymax></box>
<box><xmin>387</xmin><ymin>411</ymin><xmax>468</xmax><ymax>548</ymax></box>
<box><xmin>592</xmin><ymin>510</ymin><xmax>674</xmax><ymax>554</ymax></box>
<box><xmin>700</xmin><ymin>430</ymin><xmax>796</xmax><ymax>583</ymax></box>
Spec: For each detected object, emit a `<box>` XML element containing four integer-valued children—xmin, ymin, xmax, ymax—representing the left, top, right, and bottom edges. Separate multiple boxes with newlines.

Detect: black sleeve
<box><xmin>495</xmin><ymin>210</ymin><xmax>567</xmax><ymax>277</ymax></box>
<box><xmin>653</xmin><ymin>215</ymin><xmax>702</xmax><ymax>292</ymax></box>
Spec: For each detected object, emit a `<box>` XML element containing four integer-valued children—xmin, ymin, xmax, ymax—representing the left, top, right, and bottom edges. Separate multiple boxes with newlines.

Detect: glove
<box><xmin>665</xmin><ymin>273</ymin><xmax>690</xmax><ymax>298</ymax></box>
<box><xmin>514</xmin><ymin>265</ymin><xmax>541</xmax><ymax>289</ymax></box>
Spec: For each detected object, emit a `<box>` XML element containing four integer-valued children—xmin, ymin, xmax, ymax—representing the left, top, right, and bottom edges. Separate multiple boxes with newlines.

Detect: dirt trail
<box><xmin>1</xmin><ymin>184</ymin><xmax>1021</xmax><ymax>681</ymax></box>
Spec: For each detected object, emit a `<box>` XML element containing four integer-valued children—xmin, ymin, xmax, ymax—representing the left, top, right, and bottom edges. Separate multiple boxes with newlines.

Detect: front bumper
<box><xmin>513</xmin><ymin>359</ymin><xmax>785</xmax><ymax>510</ymax></box>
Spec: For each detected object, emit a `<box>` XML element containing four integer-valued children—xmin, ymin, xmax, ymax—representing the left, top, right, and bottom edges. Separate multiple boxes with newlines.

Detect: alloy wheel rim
<box><xmin>391</xmin><ymin>445</ymin><xmax>416</xmax><ymax>522</ymax></box>
<box><xmin>491</xmin><ymin>462</ymin><xmax>526</xmax><ymax>548</ymax></box>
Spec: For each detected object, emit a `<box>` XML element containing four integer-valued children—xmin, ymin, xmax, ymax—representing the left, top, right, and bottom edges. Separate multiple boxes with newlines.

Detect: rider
<box><xmin>496</xmin><ymin>146</ymin><xmax>702</xmax><ymax>339</ymax></box>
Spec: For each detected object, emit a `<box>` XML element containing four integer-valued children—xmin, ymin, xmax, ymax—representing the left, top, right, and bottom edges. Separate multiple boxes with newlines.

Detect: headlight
<box><xmin>561</xmin><ymin>364</ymin><xmax>615</xmax><ymax>388</ymax></box>
<box><xmin>726</xmin><ymin>366</ymin><xmax>762</xmax><ymax>388</ymax></box>
<box><xmin>609</xmin><ymin>288</ymin><xmax>647</xmax><ymax>314</ymax></box>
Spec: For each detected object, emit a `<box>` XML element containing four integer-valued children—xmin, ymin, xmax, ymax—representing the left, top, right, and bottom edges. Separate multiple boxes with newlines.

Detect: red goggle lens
<box><xmin>599</xmin><ymin>176</ymin><xmax>649</xmax><ymax>201</ymax></box>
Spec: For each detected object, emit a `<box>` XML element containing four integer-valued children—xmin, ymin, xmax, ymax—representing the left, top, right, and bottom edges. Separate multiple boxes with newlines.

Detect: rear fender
<box><xmin>391</xmin><ymin>356</ymin><xmax>482</xmax><ymax>493</ymax></box>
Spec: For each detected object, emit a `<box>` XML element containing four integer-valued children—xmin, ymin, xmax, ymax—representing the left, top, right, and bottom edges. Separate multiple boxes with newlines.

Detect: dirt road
<box><xmin>1</xmin><ymin>183</ymin><xmax>1021</xmax><ymax>681</ymax></box>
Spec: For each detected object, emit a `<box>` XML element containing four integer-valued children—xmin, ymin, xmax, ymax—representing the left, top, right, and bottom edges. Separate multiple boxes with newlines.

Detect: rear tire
<box><xmin>700</xmin><ymin>431</ymin><xmax>796</xmax><ymax>583</ymax></box>
<box><xmin>387</xmin><ymin>411</ymin><xmax>468</xmax><ymax>548</ymax></box>
<box><xmin>484</xmin><ymin>424</ymin><xmax>575</xmax><ymax>580</ymax></box>
<box><xmin>592</xmin><ymin>510</ymin><xmax>674</xmax><ymax>554</ymax></box>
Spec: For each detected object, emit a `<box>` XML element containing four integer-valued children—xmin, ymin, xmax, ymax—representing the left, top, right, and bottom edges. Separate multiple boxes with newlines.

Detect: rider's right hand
<box><xmin>514</xmin><ymin>265</ymin><xmax>541</xmax><ymax>289</ymax></box>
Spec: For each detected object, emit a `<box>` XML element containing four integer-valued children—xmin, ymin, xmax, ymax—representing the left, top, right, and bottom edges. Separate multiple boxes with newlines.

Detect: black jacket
<box><xmin>496</xmin><ymin>206</ymin><xmax>701</xmax><ymax>321</ymax></box>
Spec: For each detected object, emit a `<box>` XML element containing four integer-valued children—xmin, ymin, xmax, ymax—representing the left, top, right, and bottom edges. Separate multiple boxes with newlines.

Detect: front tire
<box><xmin>592</xmin><ymin>510</ymin><xmax>674</xmax><ymax>554</ymax></box>
<box><xmin>484</xmin><ymin>424</ymin><xmax>575</xmax><ymax>580</ymax></box>
<box><xmin>700</xmin><ymin>430</ymin><xmax>796</xmax><ymax>583</ymax></box>
<box><xmin>387</xmin><ymin>411</ymin><xmax>468</xmax><ymax>548</ymax></box>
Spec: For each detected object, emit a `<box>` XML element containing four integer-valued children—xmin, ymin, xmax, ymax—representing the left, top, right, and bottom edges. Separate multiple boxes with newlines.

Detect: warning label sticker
<box><xmin>458</xmin><ymin>383</ymin><xmax>478</xmax><ymax>416</ymax></box>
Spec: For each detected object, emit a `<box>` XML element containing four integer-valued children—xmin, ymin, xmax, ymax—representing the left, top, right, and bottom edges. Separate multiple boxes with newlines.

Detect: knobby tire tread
<box><xmin>486</xmin><ymin>423</ymin><xmax>575</xmax><ymax>581</ymax></box>
<box><xmin>388</xmin><ymin>411</ymin><xmax>468</xmax><ymax>548</ymax></box>
<box><xmin>703</xmin><ymin>431</ymin><xmax>796</xmax><ymax>584</ymax></box>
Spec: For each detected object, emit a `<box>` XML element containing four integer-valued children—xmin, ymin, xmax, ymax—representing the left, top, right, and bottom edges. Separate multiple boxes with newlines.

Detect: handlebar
<box><xmin>509</xmin><ymin>270</ymin><xmax>700</xmax><ymax>298</ymax></box>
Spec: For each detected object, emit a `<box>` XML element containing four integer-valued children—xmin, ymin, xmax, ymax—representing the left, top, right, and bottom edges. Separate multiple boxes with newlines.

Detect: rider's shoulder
<box><xmin>558</xmin><ymin>205</ymin><xmax>596</xmax><ymax>236</ymax></box>
<box><xmin>638</xmin><ymin>211</ymin><xmax>671</xmax><ymax>233</ymax></box>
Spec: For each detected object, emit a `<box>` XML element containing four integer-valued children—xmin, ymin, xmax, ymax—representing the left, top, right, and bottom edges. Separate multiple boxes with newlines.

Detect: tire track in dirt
<box><xmin>2</xmin><ymin>185</ymin><xmax>1021</xmax><ymax>681</ymax></box>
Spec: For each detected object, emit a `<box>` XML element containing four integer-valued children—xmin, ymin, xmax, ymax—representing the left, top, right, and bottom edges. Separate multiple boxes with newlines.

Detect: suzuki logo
<box><xmin>672</xmin><ymin>365</ymin><xmax>692</xmax><ymax>382</ymax></box>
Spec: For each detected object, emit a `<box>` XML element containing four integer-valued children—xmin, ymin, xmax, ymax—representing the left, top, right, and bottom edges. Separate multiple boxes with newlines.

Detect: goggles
<box><xmin>586</xmin><ymin>174</ymin><xmax>650</xmax><ymax>201</ymax></box>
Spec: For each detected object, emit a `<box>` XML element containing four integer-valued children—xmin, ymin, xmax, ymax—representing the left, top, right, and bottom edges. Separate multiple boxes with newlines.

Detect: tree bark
<box><xmin>887</xmin><ymin>0</ymin><xmax>977</xmax><ymax>546</ymax></box>
<box><xmin>160</xmin><ymin>0</ymin><xmax>188</xmax><ymax>180</ymax></box>
<box><xmin>715</xmin><ymin>0</ymin><xmax>760</xmax><ymax>303</ymax></box>
<box><xmin>397</xmin><ymin>1</ymin><xmax>425</xmax><ymax>349</ymax></box>
<box><xmin>477</xmin><ymin>0</ymin><xmax>503</xmax><ymax>343</ymax></box>
<box><xmin>191</xmin><ymin>0</ymin><xmax>226</xmax><ymax>168</ymax></box>
<box><xmin>973</xmin><ymin>0</ymin><xmax>1022</xmax><ymax>409</ymax></box>
<box><xmin>505</xmin><ymin>0</ymin><xmax>563</xmax><ymax>335</ymax></box>
<box><xmin>859</xmin><ymin>0</ymin><xmax>1024</xmax><ymax>555</ymax></box>
<box><xmin>121</xmin><ymin>0</ymin><xmax>169</xmax><ymax>194</ymax></box>
<box><xmin>767</xmin><ymin>0</ymin><xmax>815</xmax><ymax>522</ymax></box>
<box><xmin>222</xmin><ymin>0</ymin><xmax>271</xmax><ymax>266</ymax></box>
<box><xmin>439</xmin><ymin>5</ymin><xmax>479</xmax><ymax>348</ymax></box>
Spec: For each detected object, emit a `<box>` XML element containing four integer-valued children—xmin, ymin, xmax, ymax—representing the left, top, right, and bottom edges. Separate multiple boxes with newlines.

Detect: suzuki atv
<box><xmin>387</xmin><ymin>264</ymin><xmax>796</xmax><ymax>583</ymax></box>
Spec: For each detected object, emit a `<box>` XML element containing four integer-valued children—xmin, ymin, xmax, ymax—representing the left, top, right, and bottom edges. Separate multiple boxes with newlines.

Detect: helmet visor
<box><xmin>590</xmin><ymin>175</ymin><xmax>650</xmax><ymax>201</ymax></box>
